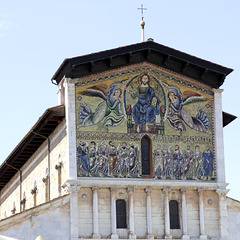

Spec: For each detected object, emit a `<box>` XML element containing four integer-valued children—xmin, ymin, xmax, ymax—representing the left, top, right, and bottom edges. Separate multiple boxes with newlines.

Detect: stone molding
<box><xmin>64</xmin><ymin>183</ymin><xmax>81</xmax><ymax>193</ymax></box>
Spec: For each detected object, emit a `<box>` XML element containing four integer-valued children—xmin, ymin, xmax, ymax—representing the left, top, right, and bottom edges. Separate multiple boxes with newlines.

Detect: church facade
<box><xmin>0</xmin><ymin>41</ymin><xmax>239</xmax><ymax>240</ymax></box>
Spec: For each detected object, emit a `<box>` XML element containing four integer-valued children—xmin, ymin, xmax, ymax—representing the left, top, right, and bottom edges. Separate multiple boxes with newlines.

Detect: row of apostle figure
<box><xmin>77</xmin><ymin>140</ymin><xmax>214</xmax><ymax>180</ymax></box>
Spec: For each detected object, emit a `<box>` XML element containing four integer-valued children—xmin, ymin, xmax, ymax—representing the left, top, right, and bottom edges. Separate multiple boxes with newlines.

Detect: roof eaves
<box><xmin>0</xmin><ymin>105</ymin><xmax>65</xmax><ymax>189</ymax></box>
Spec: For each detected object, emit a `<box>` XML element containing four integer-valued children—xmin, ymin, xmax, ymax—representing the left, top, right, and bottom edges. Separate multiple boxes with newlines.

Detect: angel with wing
<box><xmin>78</xmin><ymin>81</ymin><xmax>124</xmax><ymax>127</ymax></box>
<box><xmin>166</xmin><ymin>84</ymin><xmax>210</xmax><ymax>135</ymax></box>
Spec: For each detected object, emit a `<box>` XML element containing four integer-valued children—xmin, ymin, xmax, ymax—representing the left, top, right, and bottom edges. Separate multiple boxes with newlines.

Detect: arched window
<box><xmin>169</xmin><ymin>200</ymin><xmax>180</xmax><ymax>229</ymax></box>
<box><xmin>141</xmin><ymin>135</ymin><xmax>152</xmax><ymax>177</ymax></box>
<box><xmin>116</xmin><ymin>199</ymin><xmax>127</xmax><ymax>228</ymax></box>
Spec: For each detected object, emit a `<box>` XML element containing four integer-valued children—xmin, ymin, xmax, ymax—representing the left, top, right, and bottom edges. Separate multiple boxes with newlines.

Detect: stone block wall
<box><xmin>98</xmin><ymin>189</ymin><xmax>111</xmax><ymax>237</ymax></box>
<box><xmin>78</xmin><ymin>187</ymin><xmax>93</xmax><ymax>237</ymax></box>
<box><xmin>134</xmin><ymin>189</ymin><xmax>147</xmax><ymax>237</ymax></box>
<box><xmin>186</xmin><ymin>190</ymin><xmax>200</xmax><ymax>237</ymax></box>
<box><xmin>227</xmin><ymin>197</ymin><xmax>240</xmax><ymax>240</ymax></box>
<box><xmin>0</xmin><ymin>195</ymin><xmax>70</xmax><ymax>240</ymax></box>
<box><xmin>151</xmin><ymin>189</ymin><xmax>164</xmax><ymax>237</ymax></box>
<box><xmin>204</xmin><ymin>191</ymin><xmax>220</xmax><ymax>237</ymax></box>
<box><xmin>0</xmin><ymin>121</ymin><xmax>67</xmax><ymax>219</ymax></box>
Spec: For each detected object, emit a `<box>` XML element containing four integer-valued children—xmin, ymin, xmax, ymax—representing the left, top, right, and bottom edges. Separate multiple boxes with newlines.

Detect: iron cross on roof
<box><xmin>138</xmin><ymin>4</ymin><xmax>147</xmax><ymax>20</ymax></box>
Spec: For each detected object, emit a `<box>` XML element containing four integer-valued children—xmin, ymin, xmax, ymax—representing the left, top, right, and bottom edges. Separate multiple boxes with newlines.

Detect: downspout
<box><xmin>5</xmin><ymin>163</ymin><xmax>22</xmax><ymax>212</ymax></box>
<box><xmin>32</xmin><ymin>131</ymin><xmax>51</xmax><ymax>201</ymax></box>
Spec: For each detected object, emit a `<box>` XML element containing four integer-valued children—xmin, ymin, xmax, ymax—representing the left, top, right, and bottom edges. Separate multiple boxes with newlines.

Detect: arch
<box><xmin>141</xmin><ymin>135</ymin><xmax>153</xmax><ymax>178</ymax></box>
<box><xmin>116</xmin><ymin>199</ymin><xmax>127</xmax><ymax>228</ymax></box>
<box><xmin>169</xmin><ymin>200</ymin><xmax>180</xmax><ymax>229</ymax></box>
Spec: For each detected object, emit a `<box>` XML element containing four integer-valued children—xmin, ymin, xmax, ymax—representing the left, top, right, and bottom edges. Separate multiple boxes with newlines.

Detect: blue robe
<box><xmin>173</xmin><ymin>150</ymin><xmax>184</xmax><ymax>177</ymax></box>
<box><xmin>202</xmin><ymin>151</ymin><xmax>213</xmax><ymax>176</ymax></box>
<box><xmin>77</xmin><ymin>146</ymin><xmax>91</xmax><ymax>173</ymax></box>
<box><xmin>132</xmin><ymin>85</ymin><xmax>159</xmax><ymax>126</ymax></box>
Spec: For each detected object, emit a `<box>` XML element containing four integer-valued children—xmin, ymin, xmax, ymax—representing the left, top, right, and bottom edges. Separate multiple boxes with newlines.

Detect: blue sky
<box><xmin>0</xmin><ymin>0</ymin><xmax>239</xmax><ymax>200</ymax></box>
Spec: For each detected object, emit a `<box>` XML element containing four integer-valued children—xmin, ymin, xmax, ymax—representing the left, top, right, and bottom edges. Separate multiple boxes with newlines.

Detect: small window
<box><xmin>169</xmin><ymin>200</ymin><xmax>180</xmax><ymax>229</ymax></box>
<box><xmin>141</xmin><ymin>136</ymin><xmax>152</xmax><ymax>177</ymax></box>
<box><xmin>116</xmin><ymin>199</ymin><xmax>127</xmax><ymax>228</ymax></box>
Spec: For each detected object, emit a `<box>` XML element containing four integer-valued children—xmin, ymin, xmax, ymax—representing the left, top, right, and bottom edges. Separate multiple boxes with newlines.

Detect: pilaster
<box><xmin>127</xmin><ymin>187</ymin><xmax>136</xmax><ymax>239</ymax></box>
<box><xmin>216</xmin><ymin>189</ymin><xmax>229</xmax><ymax>240</ymax></box>
<box><xmin>163</xmin><ymin>187</ymin><xmax>172</xmax><ymax>239</ymax></box>
<box><xmin>145</xmin><ymin>187</ymin><xmax>154</xmax><ymax>239</ymax></box>
<box><xmin>64</xmin><ymin>78</ymin><xmax>77</xmax><ymax>180</ymax></box>
<box><xmin>92</xmin><ymin>187</ymin><xmax>100</xmax><ymax>239</ymax></box>
<box><xmin>213</xmin><ymin>89</ymin><xmax>226</xmax><ymax>184</ymax></box>
<box><xmin>198</xmin><ymin>189</ymin><xmax>207</xmax><ymax>240</ymax></box>
<box><xmin>110</xmin><ymin>187</ymin><xmax>118</xmax><ymax>239</ymax></box>
<box><xmin>64</xmin><ymin>183</ymin><xmax>81</xmax><ymax>240</ymax></box>
<box><xmin>181</xmin><ymin>189</ymin><xmax>189</xmax><ymax>239</ymax></box>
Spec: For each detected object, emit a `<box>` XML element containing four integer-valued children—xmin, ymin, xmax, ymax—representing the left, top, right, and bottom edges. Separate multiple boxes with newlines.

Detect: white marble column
<box><xmin>213</xmin><ymin>89</ymin><xmax>226</xmax><ymax>184</ymax></box>
<box><xmin>92</xmin><ymin>187</ymin><xmax>100</xmax><ymax>239</ymax></box>
<box><xmin>128</xmin><ymin>187</ymin><xmax>136</xmax><ymax>239</ymax></box>
<box><xmin>65</xmin><ymin>183</ymin><xmax>81</xmax><ymax>240</ymax></box>
<box><xmin>181</xmin><ymin>189</ymin><xmax>189</xmax><ymax>239</ymax></box>
<box><xmin>163</xmin><ymin>188</ymin><xmax>172</xmax><ymax>239</ymax></box>
<box><xmin>145</xmin><ymin>187</ymin><xmax>154</xmax><ymax>239</ymax></box>
<box><xmin>216</xmin><ymin>189</ymin><xmax>229</xmax><ymax>240</ymax></box>
<box><xmin>64</xmin><ymin>78</ymin><xmax>77</xmax><ymax>179</ymax></box>
<box><xmin>198</xmin><ymin>189</ymin><xmax>207</xmax><ymax>240</ymax></box>
<box><xmin>111</xmin><ymin>188</ymin><xmax>118</xmax><ymax>239</ymax></box>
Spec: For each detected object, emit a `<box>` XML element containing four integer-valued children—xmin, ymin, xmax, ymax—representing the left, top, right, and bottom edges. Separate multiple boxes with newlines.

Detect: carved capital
<box><xmin>64</xmin><ymin>183</ymin><xmax>81</xmax><ymax>193</ymax></box>
<box><xmin>213</xmin><ymin>88</ymin><xmax>224</xmax><ymax>94</ymax></box>
<box><xmin>162</xmin><ymin>187</ymin><xmax>170</xmax><ymax>195</ymax></box>
<box><xmin>63</xmin><ymin>77</ymin><xmax>75</xmax><ymax>86</ymax></box>
<box><xmin>198</xmin><ymin>188</ymin><xmax>205</xmax><ymax>196</ymax></box>
<box><xmin>31</xmin><ymin>187</ymin><xmax>37</xmax><ymax>195</ymax></box>
<box><xmin>92</xmin><ymin>186</ymin><xmax>99</xmax><ymax>192</ymax></box>
<box><xmin>110</xmin><ymin>187</ymin><xmax>117</xmax><ymax>192</ymax></box>
<box><xmin>216</xmin><ymin>189</ymin><xmax>229</xmax><ymax>200</ymax></box>
<box><xmin>20</xmin><ymin>197</ymin><xmax>26</xmax><ymax>205</ymax></box>
<box><xmin>145</xmin><ymin>187</ymin><xmax>152</xmax><ymax>195</ymax></box>
<box><xmin>11</xmin><ymin>208</ymin><xmax>16</xmax><ymax>215</ymax></box>
<box><xmin>55</xmin><ymin>162</ymin><xmax>62</xmax><ymax>170</ymax></box>
<box><xmin>42</xmin><ymin>176</ymin><xmax>49</xmax><ymax>183</ymax></box>
<box><xmin>127</xmin><ymin>187</ymin><xmax>135</xmax><ymax>194</ymax></box>
<box><xmin>180</xmin><ymin>188</ymin><xmax>187</xmax><ymax>193</ymax></box>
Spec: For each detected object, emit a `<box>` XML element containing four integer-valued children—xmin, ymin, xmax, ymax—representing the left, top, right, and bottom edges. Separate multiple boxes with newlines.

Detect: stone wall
<box><xmin>186</xmin><ymin>190</ymin><xmax>200</xmax><ymax>237</ymax></box>
<box><xmin>227</xmin><ymin>197</ymin><xmax>240</xmax><ymax>240</ymax></box>
<box><xmin>0</xmin><ymin>120</ymin><xmax>67</xmax><ymax>219</ymax></box>
<box><xmin>0</xmin><ymin>195</ymin><xmax>70</xmax><ymax>240</ymax></box>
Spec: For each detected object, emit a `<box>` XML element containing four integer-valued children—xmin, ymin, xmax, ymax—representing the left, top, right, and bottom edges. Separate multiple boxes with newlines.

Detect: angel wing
<box><xmin>79</xmin><ymin>85</ymin><xmax>108</xmax><ymax>101</ymax></box>
<box><xmin>182</xmin><ymin>91</ymin><xmax>207</xmax><ymax>106</ymax></box>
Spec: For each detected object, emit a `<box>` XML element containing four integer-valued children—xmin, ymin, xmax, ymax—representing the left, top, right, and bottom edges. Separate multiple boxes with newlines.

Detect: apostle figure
<box><xmin>77</xmin><ymin>141</ymin><xmax>91</xmax><ymax>176</ymax></box>
<box><xmin>202</xmin><ymin>145</ymin><xmax>214</xmax><ymax>179</ymax></box>
<box><xmin>117</xmin><ymin>142</ymin><xmax>129</xmax><ymax>177</ymax></box>
<box><xmin>154</xmin><ymin>144</ymin><xmax>164</xmax><ymax>178</ymax></box>
<box><xmin>108</xmin><ymin>141</ymin><xmax>120</xmax><ymax>177</ymax></box>
<box><xmin>172</xmin><ymin>145</ymin><xmax>184</xmax><ymax>178</ymax></box>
